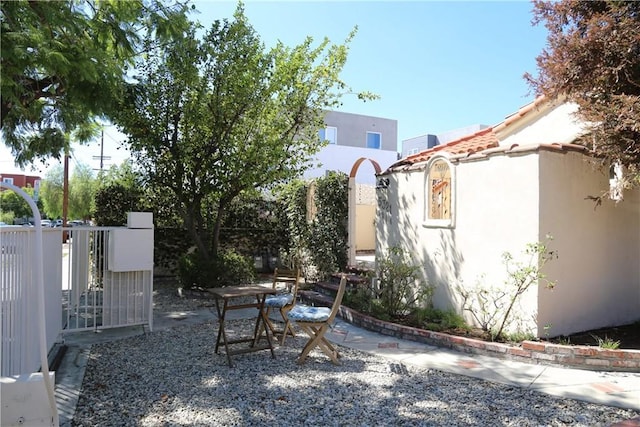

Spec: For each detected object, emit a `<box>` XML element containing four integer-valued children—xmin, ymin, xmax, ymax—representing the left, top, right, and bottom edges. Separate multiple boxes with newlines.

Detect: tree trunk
<box><xmin>183</xmin><ymin>195</ymin><xmax>210</xmax><ymax>261</ymax></box>
<box><xmin>211</xmin><ymin>203</ymin><xmax>226</xmax><ymax>258</ymax></box>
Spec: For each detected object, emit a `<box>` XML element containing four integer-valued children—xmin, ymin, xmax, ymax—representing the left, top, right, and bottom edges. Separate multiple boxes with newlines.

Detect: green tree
<box><xmin>98</xmin><ymin>160</ymin><xmax>143</xmax><ymax>191</ymax></box>
<box><xmin>115</xmin><ymin>4</ymin><xmax>375</xmax><ymax>263</ymax></box>
<box><xmin>39</xmin><ymin>165</ymin><xmax>63</xmax><ymax>219</ymax></box>
<box><xmin>0</xmin><ymin>186</ymin><xmax>42</xmax><ymax>220</ymax></box>
<box><xmin>68</xmin><ymin>163</ymin><xmax>96</xmax><ymax>220</ymax></box>
<box><xmin>527</xmin><ymin>0</ymin><xmax>640</xmax><ymax>191</ymax></box>
<box><xmin>1</xmin><ymin>0</ymin><xmax>190</xmax><ymax>166</ymax></box>
<box><xmin>93</xmin><ymin>183</ymin><xmax>142</xmax><ymax>226</ymax></box>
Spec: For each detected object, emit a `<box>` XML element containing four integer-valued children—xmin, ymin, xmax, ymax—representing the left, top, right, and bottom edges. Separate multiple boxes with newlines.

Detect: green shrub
<box><xmin>408</xmin><ymin>307</ymin><xmax>469</xmax><ymax>331</ymax></box>
<box><xmin>93</xmin><ymin>183</ymin><xmax>142</xmax><ymax>226</ymax></box>
<box><xmin>342</xmin><ymin>246</ymin><xmax>434</xmax><ymax>322</ymax></box>
<box><xmin>275</xmin><ymin>172</ymin><xmax>348</xmax><ymax>281</ymax></box>
<box><xmin>0</xmin><ymin>211</ymin><xmax>15</xmax><ymax>224</ymax></box>
<box><xmin>178</xmin><ymin>249</ymin><xmax>256</xmax><ymax>289</ymax></box>
<box><xmin>215</xmin><ymin>249</ymin><xmax>256</xmax><ymax>287</ymax></box>
<box><xmin>375</xmin><ymin>246</ymin><xmax>432</xmax><ymax>318</ymax></box>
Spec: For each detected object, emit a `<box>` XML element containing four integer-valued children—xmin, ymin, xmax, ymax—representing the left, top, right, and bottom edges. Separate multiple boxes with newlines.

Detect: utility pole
<box><xmin>93</xmin><ymin>130</ymin><xmax>111</xmax><ymax>172</ymax></box>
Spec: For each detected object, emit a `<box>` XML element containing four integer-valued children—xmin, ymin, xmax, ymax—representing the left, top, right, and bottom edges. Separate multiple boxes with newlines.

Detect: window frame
<box><xmin>366</xmin><ymin>131</ymin><xmax>382</xmax><ymax>149</ymax></box>
<box><xmin>423</xmin><ymin>155</ymin><xmax>456</xmax><ymax>228</ymax></box>
<box><xmin>319</xmin><ymin>126</ymin><xmax>338</xmax><ymax>145</ymax></box>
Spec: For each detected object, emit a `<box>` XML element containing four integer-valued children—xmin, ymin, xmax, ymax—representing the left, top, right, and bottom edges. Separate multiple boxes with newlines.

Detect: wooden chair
<box><xmin>288</xmin><ymin>274</ymin><xmax>347</xmax><ymax>365</ymax></box>
<box><xmin>263</xmin><ymin>267</ymin><xmax>301</xmax><ymax>345</ymax></box>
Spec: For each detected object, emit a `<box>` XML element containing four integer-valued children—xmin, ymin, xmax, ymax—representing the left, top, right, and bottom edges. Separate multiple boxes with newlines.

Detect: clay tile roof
<box><xmin>492</xmin><ymin>95</ymin><xmax>548</xmax><ymax>135</ymax></box>
<box><xmin>390</xmin><ymin>127</ymin><xmax>499</xmax><ymax>170</ymax></box>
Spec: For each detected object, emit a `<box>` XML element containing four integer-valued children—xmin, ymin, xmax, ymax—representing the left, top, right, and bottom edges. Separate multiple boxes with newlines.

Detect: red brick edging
<box><xmin>300</xmin><ymin>290</ymin><xmax>640</xmax><ymax>372</ymax></box>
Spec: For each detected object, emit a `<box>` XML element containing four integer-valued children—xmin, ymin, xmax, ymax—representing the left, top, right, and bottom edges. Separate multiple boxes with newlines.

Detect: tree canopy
<box><xmin>527</xmin><ymin>0</ymin><xmax>640</xmax><ymax>191</ymax></box>
<box><xmin>39</xmin><ymin>163</ymin><xmax>96</xmax><ymax>219</ymax></box>
<box><xmin>114</xmin><ymin>5</ymin><xmax>373</xmax><ymax>260</ymax></box>
<box><xmin>0</xmin><ymin>0</ymin><xmax>190</xmax><ymax>166</ymax></box>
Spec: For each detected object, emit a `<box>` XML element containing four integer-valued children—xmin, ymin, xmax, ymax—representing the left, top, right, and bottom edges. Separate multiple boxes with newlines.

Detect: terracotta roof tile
<box><xmin>391</xmin><ymin>127</ymin><xmax>499</xmax><ymax>169</ymax></box>
<box><xmin>386</xmin><ymin>96</ymin><xmax>586</xmax><ymax>174</ymax></box>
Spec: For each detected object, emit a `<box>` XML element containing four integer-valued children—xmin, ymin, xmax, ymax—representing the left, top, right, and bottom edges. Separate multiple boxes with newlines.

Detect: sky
<box><xmin>0</xmin><ymin>0</ymin><xmax>549</xmax><ymax>177</ymax></box>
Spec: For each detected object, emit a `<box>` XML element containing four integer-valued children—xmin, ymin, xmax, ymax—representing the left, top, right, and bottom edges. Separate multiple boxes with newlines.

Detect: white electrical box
<box><xmin>108</xmin><ymin>228</ymin><xmax>154</xmax><ymax>272</ymax></box>
<box><xmin>127</xmin><ymin>212</ymin><xmax>153</xmax><ymax>229</ymax></box>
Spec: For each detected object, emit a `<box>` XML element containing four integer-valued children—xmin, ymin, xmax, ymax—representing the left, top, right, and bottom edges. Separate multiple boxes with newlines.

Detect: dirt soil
<box><xmin>543</xmin><ymin>322</ymin><xmax>640</xmax><ymax>350</ymax></box>
<box><xmin>441</xmin><ymin>322</ymin><xmax>640</xmax><ymax>350</ymax></box>
<box><xmin>395</xmin><ymin>312</ymin><xmax>640</xmax><ymax>350</ymax></box>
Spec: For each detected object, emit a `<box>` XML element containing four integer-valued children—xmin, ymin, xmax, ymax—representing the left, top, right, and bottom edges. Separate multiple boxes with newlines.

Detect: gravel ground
<box><xmin>70</xmin><ymin>280</ymin><xmax>640</xmax><ymax>426</ymax></box>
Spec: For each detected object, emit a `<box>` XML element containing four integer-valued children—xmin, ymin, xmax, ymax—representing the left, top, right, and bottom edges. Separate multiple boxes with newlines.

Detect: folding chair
<box><xmin>288</xmin><ymin>274</ymin><xmax>347</xmax><ymax>365</ymax></box>
<box><xmin>263</xmin><ymin>267</ymin><xmax>301</xmax><ymax>345</ymax></box>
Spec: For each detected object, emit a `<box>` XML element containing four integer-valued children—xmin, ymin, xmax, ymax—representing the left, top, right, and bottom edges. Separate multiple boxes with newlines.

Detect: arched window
<box><xmin>424</xmin><ymin>156</ymin><xmax>455</xmax><ymax>228</ymax></box>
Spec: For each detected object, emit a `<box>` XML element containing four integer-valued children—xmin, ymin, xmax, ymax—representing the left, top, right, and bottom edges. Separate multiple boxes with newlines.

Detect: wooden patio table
<box><xmin>207</xmin><ymin>285</ymin><xmax>278</xmax><ymax>367</ymax></box>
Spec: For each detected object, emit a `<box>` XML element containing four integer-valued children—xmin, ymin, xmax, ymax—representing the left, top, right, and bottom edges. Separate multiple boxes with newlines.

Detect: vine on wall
<box><xmin>276</xmin><ymin>171</ymin><xmax>349</xmax><ymax>280</ymax></box>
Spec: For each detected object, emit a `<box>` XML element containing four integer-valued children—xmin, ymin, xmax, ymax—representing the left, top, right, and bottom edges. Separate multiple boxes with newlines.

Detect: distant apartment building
<box><xmin>0</xmin><ymin>173</ymin><xmax>41</xmax><ymax>191</ymax></box>
<box><xmin>401</xmin><ymin>124</ymin><xmax>489</xmax><ymax>158</ymax></box>
<box><xmin>304</xmin><ymin>111</ymin><xmax>399</xmax><ymax>185</ymax></box>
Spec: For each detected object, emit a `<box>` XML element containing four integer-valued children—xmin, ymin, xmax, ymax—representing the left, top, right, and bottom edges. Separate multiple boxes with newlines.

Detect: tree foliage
<box><xmin>0</xmin><ymin>186</ymin><xmax>42</xmax><ymax>220</ymax></box>
<box><xmin>0</xmin><ymin>0</ymin><xmax>190</xmax><ymax>166</ymax></box>
<box><xmin>93</xmin><ymin>183</ymin><xmax>142</xmax><ymax>226</ymax></box>
<box><xmin>527</xmin><ymin>0</ymin><xmax>640</xmax><ymax>189</ymax></box>
<box><xmin>115</xmin><ymin>4</ymin><xmax>372</xmax><ymax>263</ymax></box>
<box><xmin>68</xmin><ymin>163</ymin><xmax>96</xmax><ymax>220</ymax></box>
<box><xmin>275</xmin><ymin>172</ymin><xmax>349</xmax><ymax>280</ymax></box>
<box><xmin>39</xmin><ymin>163</ymin><xmax>97</xmax><ymax>220</ymax></box>
<box><xmin>40</xmin><ymin>165</ymin><xmax>64</xmax><ymax>219</ymax></box>
<box><xmin>309</xmin><ymin>171</ymin><xmax>349</xmax><ymax>277</ymax></box>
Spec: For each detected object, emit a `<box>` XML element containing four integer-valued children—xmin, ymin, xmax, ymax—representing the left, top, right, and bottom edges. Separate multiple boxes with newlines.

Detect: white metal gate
<box><xmin>62</xmin><ymin>227</ymin><xmax>153</xmax><ymax>334</ymax></box>
<box><xmin>2</xmin><ymin>225</ymin><xmax>154</xmax><ymax>376</ymax></box>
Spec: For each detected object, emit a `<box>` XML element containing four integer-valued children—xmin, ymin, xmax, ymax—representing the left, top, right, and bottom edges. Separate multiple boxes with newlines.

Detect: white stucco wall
<box><xmin>377</xmin><ymin>152</ymin><xmax>543</xmax><ymax>335</ymax></box>
<box><xmin>355</xmin><ymin>204</ymin><xmax>375</xmax><ymax>252</ymax></box>
<box><xmin>378</xmin><ymin>100</ymin><xmax>640</xmax><ymax>337</ymax></box>
<box><xmin>497</xmin><ymin>102</ymin><xmax>587</xmax><ymax>146</ymax></box>
<box><xmin>378</xmin><ymin>148</ymin><xmax>640</xmax><ymax>338</ymax></box>
<box><xmin>537</xmin><ymin>151</ymin><xmax>640</xmax><ymax>337</ymax></box>
<box><xmin>304</xmin><ymin>144</ymin><xmax>398</xmax><ymax>185</ymax></box>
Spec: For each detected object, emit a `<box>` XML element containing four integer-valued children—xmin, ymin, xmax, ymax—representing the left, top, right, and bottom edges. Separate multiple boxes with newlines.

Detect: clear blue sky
<box><xmin>191</xmin><ymin>0</ymin><xmax>548</xmax><ymax>142</ymax></box>
<box><xmin>0</xmin><ymin>0</ymin><xmax>548</xmax><ymax>175</ymax></box>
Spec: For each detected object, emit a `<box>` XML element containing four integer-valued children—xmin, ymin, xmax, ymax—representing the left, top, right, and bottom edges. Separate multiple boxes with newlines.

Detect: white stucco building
<box><xmin>376</xmin><ymin>97</ymin><xmax>640</xmax><ymax>338</ymax></box>
<box><xmin>305</xmin><ymin>111</ymin><xmax>398</xmax><ymax>186</ymax></box>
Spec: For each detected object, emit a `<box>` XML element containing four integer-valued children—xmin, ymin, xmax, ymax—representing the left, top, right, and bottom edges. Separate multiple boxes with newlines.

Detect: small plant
<box><xmin>342</xmin><ymin>246</ymin><xmax>434</xmax><ymax>322</ymax></box>
<box><xmin>458</xmin><ymin>236</ymin><xmax>557</xmax><ymax>341</ymax></box>
<box><xmin>375</xmin><ymin>246</ymin><xmax>433</xmax><ymax>318</ymax></box>
<box><xmin>409</xmin><ymin>307</ymin><xmax>469</xmax><ymax>331</ymax></box>
<box><xmin>505</xmin><ymin>331</ymin><xmax>535</xmax><ymax>343</ymax></box>
<box><xmin>557</xmin><ymin>337</ymin><xmax>572</xmax><ymax>346</ymax></box>
<box><xmin>543</xmin><ymin>323</ymin><xmax>553</xmax><ymax>339</ymax></box>
<box><xmin>592</xmin><ymin>334</ymin><xmax>621</xmax><ymax>349</ymax></box>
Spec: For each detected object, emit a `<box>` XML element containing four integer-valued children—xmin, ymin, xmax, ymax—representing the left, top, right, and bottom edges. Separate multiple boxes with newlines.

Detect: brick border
<box><xmin>300</xmin><ymin>290</ymin><xmax>640</xmax><ymax>372</ymax></box>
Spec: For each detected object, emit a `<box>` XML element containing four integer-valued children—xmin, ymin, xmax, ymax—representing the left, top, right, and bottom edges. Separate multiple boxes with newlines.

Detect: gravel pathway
<box><xmin>69</xmin><ymin>281</ymin><xmax>639</xmax><ymax>426</ymax></box>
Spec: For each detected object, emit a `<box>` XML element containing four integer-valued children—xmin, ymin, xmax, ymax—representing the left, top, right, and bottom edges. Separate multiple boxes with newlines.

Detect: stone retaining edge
<box><xmin>299</xmin><ymin>290</ymin><xmax>640</xmax><ymax>372</ymax></box>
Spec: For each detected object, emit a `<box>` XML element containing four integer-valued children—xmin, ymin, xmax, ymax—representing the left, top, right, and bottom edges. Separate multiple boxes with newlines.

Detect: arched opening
<box><xmin>348</xmin><ymin>158</ymin><xmax>382</xmax><ymax>265</ymax></box>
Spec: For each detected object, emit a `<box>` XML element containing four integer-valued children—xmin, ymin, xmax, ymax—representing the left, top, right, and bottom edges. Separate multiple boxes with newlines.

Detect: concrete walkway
<box><xmin>55</xmin><ymin>306</ymin><xmax>640</xmax><ymax>426</ymax></box>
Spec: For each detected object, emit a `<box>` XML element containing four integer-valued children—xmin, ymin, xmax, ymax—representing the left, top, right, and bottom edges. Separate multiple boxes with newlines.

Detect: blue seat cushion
<box><xmin>264</xmin><ymin>293</ymin><xmax>294</xmax><ymax>308</ymax></box>
<box><xmin>288</xmin><ymin>305</ymin><xmax>331</xmax><ymax>322</ymax></box>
